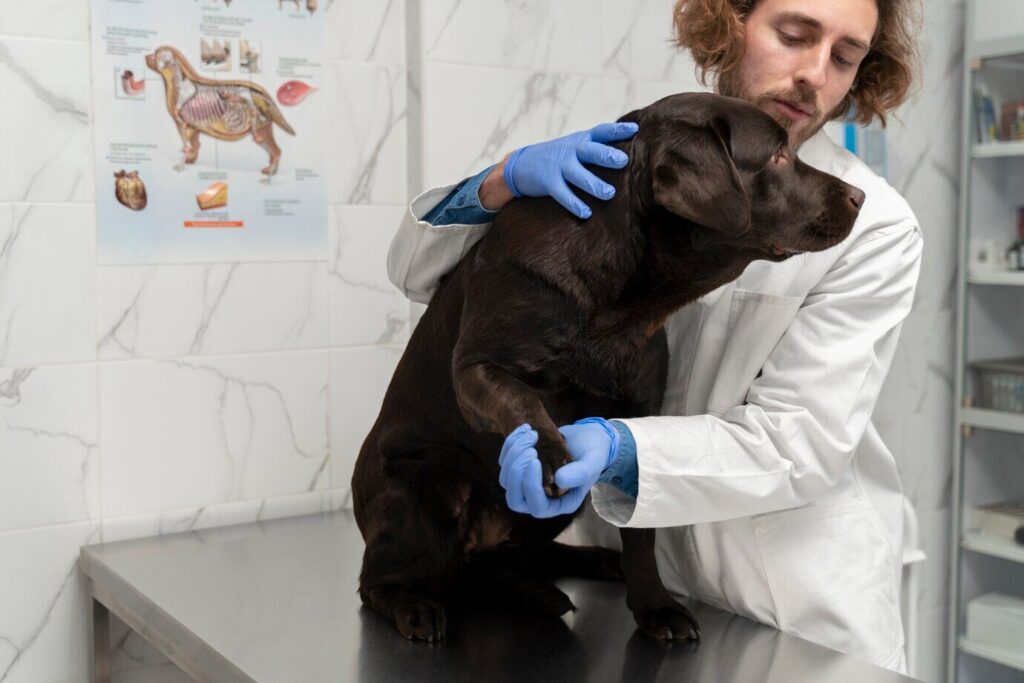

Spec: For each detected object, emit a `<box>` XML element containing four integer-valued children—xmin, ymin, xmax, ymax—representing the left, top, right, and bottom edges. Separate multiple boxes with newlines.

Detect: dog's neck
<box><xmin>586</xmin><ymin>156</ymin><xmax>760</xmax><ymax>338</ymax></box>
<box><xmin>591</xmin><ymin>217</ymin><xmax>756</xmax><ymax>337</ymax></box>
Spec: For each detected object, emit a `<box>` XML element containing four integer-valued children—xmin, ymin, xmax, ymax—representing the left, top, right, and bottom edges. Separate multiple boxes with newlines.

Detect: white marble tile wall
<box><xmin>0</xmin><ymin>0</ymin><xmax>409</xmax><ymax>681</ymax></box>
<box><xmin>880</xmin><ymin>1</ymin><xmax>964</xmax><ymax>680</ymax></box>
<box><xmin>0</xmin><ymin>0</ymin><xmax>962</xmax><ymax>681</ymax></box>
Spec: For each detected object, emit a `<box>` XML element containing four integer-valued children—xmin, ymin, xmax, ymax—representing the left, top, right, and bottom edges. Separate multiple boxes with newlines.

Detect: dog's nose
<box><xmin>847</xmin><ymin>186</ymin><xmax>865</xmax><ymax>210</ymax></box>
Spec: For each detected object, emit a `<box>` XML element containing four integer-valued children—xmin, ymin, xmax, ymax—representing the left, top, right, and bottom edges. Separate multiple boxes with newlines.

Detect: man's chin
<box><xmin>759</xmin><ymin>106</ymin><xmax>823</xmax><ymax>148</ymax></box>
<box><xmin>773</xmin><ymin>116</ymin><xmax>825</xmax><ymax>149</ymax></box>
<box><xmin>716</xmin><ymin>79</ymin><xmax>828</xmax><ymax>149</ymax></box>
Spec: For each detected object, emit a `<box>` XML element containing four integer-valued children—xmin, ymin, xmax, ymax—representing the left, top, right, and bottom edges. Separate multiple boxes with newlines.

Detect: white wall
<box><xmin>877</xmin><ymin>2</ymin><xmax>964</xmax><ymax>681</ymax></box>
<box><xmin>0</xmin><ymin>0</ymin><xmax>961</xmax><ymax>681</ymax></box>
<box><xmin>0</xmin><ymin>1</ymin><xmax>409</xmax><ymax>681</ymax></box>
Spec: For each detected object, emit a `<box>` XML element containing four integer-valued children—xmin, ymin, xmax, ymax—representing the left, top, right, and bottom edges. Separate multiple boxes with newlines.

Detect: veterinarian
<box><xmin>386</xmin><ymin>0</ymin><xmax>922</xmax><ymax>672</ymax></box>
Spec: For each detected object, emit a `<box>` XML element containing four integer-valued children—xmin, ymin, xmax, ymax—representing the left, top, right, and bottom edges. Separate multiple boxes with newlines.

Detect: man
<box><xmin>386</xmin><ymin>0</ymin><xmax>922</xmax><ymax>672</ymax></box>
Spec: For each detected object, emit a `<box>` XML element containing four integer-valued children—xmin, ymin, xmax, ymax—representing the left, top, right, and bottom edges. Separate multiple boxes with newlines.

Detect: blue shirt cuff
<box><xmin>421</xmin><ymin>165</ymin><xmax>499</xmax><ymax>226</ymax></box>
<box><xmin>598</xmin><ymin>420</ymin><xmax>638</xmax><ymax>499</ymax></box>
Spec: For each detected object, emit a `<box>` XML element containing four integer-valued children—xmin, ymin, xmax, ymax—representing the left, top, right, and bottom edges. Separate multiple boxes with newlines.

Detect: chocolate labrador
<box><xmin>352</xmin><ymin>92</ymin><xmax>864</xmax><ymax>642</ymax></box>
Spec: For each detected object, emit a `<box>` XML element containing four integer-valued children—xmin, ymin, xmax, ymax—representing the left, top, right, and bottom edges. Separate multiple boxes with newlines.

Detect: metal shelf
<box><xmin>971</xmin><ymin>36</ymin><xmax>1024</xmax><ymax>62</ymax></box>
<box><xmin>948</xmin><ymin>6</ymin><xmax>1023</xmax><ymax>681</ymax></box>
<box><xmin>968</xmin><ymin>272</ymin><xmax>1024</xmax><ymax>286</ymax></box>
<box><xmin>962</xmin><ymin>531</ymin><xmax>1024</xmax><ymax>564</ymax></box>
<box><xmin>961</xmin><ymin>407</ymin><xmax>1024</xmax><ymax>435</ymax></box>
<box><xmin>958</xmin><ymin>637</ymin><xmax>1024</xmax><ymax>672</ymax></box>
<box><xmin>971</xmin><ymin>141</ymin><xmax>1024</xmax><ymax>158</ymax></box>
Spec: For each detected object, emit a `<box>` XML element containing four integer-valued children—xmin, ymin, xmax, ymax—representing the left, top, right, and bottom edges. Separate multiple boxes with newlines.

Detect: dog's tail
<box><xmin>252</xmin><ymin>91</ymin><xmax>296</xmax><ymax>135</ymax></box>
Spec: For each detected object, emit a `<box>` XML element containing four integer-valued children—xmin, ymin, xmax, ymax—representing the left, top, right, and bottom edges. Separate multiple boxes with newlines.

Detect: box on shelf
<box><xmin>970</xmin><ymin>358</ymin><xmax>1024</xmax><ymax>413</ymax></box>
<box><xmin>966</xmin><ymin>593</ymin><xmax>1024</xmax><ymax>654</ymax></box>
<box><xmin>971</xmin><ymin>500</ymin><xmax>1024</xmax><ymax>543</ymax></box>
<box><xmin>968</xmin><ymin>238</ymin><xmax>1010</xmax><ymax>275</ymax></box>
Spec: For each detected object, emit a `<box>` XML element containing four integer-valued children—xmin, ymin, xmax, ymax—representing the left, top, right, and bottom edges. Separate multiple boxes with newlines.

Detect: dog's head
<box><xmin>145</xmin><ymin>46</ymin><xmax>186</xmax><ymax>83</ymax></box>
<box><xmin>625</xmin><ymin>93</ymin><xmax>864</xmax><ymax>261</ymax></box>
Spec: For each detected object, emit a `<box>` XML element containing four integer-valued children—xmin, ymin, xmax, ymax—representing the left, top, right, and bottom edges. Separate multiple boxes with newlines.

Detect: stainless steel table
<box><xmin>79</xmin><ymin>510</ymin><xmax>921</xmax><ymax>682</ymax></box>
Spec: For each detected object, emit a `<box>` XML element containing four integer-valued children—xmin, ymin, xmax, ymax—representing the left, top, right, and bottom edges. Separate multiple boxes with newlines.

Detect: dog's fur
<box><xmin>352</xmin><ymin>93</ymin><xmax>864</xmax><ymax>642</ymax></box>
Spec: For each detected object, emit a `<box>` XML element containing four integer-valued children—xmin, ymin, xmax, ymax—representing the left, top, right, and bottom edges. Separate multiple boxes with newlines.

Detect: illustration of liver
<box><xmin>276</xmin><ymin>80</ymin><xmax>317</xmax><ymax>106</ymax></box>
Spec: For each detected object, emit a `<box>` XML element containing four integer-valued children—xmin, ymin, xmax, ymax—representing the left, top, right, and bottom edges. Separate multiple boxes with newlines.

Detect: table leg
<box><xmin>92</xmin><ymin>598</ymin><xmax>111</xmax><ymax>683</ymax></box>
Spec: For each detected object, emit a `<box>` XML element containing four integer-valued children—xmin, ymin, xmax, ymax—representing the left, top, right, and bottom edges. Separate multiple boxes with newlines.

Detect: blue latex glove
<box><xmin>498</xmin><ymin>418</ymin><xmax>621</xmax><ymax>519</ymax></box>
<box><xmin>502</xmin><ymin>122</ymin><xmax>639</xmax><ymax>220</ymax></box>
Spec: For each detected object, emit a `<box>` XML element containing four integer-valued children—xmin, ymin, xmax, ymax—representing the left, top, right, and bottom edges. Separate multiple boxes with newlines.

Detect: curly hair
<box><xmin>672</xmin><ymin>0</ymin><xmax>920</xmax><ymax>126</ymax></box>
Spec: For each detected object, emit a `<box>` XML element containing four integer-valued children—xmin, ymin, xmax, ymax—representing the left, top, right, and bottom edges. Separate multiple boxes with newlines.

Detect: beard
<box><xmin>718</xmin><ymin>69</ymin><xmax>833</xmax><ymax>149</ymax></box>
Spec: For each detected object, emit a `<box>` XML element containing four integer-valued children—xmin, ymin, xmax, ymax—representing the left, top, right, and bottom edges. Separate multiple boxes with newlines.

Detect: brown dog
<box><xmin>352</xmin><ymin>92</ymin><xmax>864</xmax><ymax>642</ymax></box>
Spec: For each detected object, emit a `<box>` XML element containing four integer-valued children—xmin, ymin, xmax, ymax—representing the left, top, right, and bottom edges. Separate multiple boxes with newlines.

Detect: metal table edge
<box><xmin>80</xmin><ymin>544</ymin><xmax>257</xmax><ymax>683</ymax></box>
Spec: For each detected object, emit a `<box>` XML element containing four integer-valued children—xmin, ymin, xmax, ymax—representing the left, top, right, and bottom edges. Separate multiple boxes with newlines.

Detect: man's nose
<box><xmin>793</xmin><ymin>45</ymin><xmax>829</xmax><ymax>92</ymax></box>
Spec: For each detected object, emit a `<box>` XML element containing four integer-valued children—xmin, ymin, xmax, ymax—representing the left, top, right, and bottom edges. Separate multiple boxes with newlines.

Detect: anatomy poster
<box><xmin>91</xmin><ymin>0</ymin><xmax>326</xmax><ymax>264</ymax></box>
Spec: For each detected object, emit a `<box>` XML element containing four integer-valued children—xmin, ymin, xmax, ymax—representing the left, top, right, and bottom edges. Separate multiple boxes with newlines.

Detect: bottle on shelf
<box><xmin>1010</xmin><ymin>208</ymin><xmax>1024</xmax><ymax>271</ymax></box>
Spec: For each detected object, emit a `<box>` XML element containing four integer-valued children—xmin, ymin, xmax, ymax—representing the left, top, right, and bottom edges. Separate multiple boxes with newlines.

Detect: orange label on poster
<box><xmin>183</xmin><ymin>221</ymin><xmax>244</xmax><ymax>228</ymax></box>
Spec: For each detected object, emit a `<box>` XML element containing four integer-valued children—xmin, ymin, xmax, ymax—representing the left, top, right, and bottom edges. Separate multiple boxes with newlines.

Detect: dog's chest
<box><xmin>570</xmin><ymin>326</ymin><xmax>668</xmax><ymax>404</ymax></box>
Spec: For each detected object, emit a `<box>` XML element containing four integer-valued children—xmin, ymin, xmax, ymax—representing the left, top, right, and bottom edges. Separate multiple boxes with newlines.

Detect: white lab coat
<box><xmin>386</xmin><ymin>131</ymin><xmax>923</xmax><ymax>673</ymax></box>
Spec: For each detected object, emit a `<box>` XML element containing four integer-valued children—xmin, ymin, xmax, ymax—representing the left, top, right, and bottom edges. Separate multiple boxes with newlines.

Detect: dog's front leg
<box><xmin>454</xmin><ymin>362</ymin><xmax>570</xmax><ymax>497</ymax></box>
<box><xmin>620</xmin><ymin>527</ymin><xmax>701</xmax><ymax>640</ymax></box>
<box><xmin>174</xmin><ymin>122</ymin><xmax>199</xmax><ymax>171</ymax></box>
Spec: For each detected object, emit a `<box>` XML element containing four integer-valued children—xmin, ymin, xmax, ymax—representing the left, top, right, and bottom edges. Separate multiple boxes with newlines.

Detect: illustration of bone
<box><xmin>239</xmin><ymin>39</ymin><xmax>260</xmax><ymax>74</ymax></box>
<box><xmin>276</xmin><ymin>80</ymin><xmax>317</xmax><ymax>106</ymax></box>
<box><xmin>146</xmin><ymin>46</ymin><xmax>295</xmax><ymax>176</ymax></box>
<box><xmin>200</xmin><ymin>38</ymin><xmax>230</xmax><ymax>69</ymax></box>
<box><xmin>196</xmin><ymin>181</ymin><xmax>228</xmax><ymax>210</ymax></box>
<box><xmin>114</xmin><ymin>170</ymin><xmax>147</xmax><ymax>211</ymax></box>
<box><xmin>120</xmin><ymin>70</ymin><xmax>145</xmax><ymax>96</ymax></box>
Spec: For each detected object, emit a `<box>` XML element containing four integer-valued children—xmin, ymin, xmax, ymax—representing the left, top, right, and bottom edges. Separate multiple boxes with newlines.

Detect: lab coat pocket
<box><xmin>705</xmin><ymin>289</ymin><xmax>802</xmax><ymax>414</ymax></box>
<box><xmin>751</xmin><ymin>498</ymin><xmax>903</xmax><ymax>665</ymax></box>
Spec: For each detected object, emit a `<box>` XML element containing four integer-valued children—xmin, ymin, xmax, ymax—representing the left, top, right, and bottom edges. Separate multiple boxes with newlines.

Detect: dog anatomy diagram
<box><xmin>147</xmin><ymin>46</ymin><xmax>294</xmax><ymax>176</ymax></box>
<box><xmin>91</xmin><ymin>0</ymin><xmax>326</xmax><ymax>264</ymax></box>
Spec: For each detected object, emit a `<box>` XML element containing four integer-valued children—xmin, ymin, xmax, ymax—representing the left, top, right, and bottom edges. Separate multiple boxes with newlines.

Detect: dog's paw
<box><xmin>393</xmin><ymin>597</ymin><xmax>446</xmax><ymax>642</ymax></box>
<box><xmin>536</xmin><ymin>435</ymin><xmax>572</xmax><ymax>498</ymax></box>
<box><xmin>631</xmin><ymin>602</ymin><xmax>700</xmax><ymax>641</ymax></box>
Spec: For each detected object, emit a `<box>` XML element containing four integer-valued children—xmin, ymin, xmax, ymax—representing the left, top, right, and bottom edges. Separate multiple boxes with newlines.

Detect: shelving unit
<box><xmin>958</xmin><ymin>638</ymin><xmax>1024</xmax><ymax>674</ymax></box>
<box><xmin>967</xmin><ymin>271</ymin><xmax>1024</xmax><ymax>286</ymax></box>
<box><xmin>949</xmin><ymin>2</ymin><xmax>1024</xmax><ymax>682</ymax></box>
<box><xmin>972</xmin><ymin>141</ymin><xmax>1024</xmax><ymax>158</ymax></box>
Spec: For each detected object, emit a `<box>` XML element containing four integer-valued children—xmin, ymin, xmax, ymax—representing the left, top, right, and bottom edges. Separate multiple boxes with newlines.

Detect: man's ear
<box><xmin>651</xmin><ymin>122</ymin><xmax>751</xmax><ymax>235</ymax></box>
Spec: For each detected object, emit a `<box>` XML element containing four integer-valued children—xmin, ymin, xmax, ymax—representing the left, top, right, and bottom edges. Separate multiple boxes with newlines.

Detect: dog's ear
<box><xmin>651</xmin><ymin>118</ymin><xmax>750</xmax><ymax>235</ymax></box>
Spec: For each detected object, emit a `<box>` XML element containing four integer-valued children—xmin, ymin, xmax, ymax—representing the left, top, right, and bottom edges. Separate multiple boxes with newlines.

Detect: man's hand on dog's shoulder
<box><xmin>480</xmin><ymin>122</ymin><xmax>639</xmax><ymax>219</ymax></box>
<box><xmin>498</xmin><ymin>418</ymin><xmax>621</xmax><ymax>518</ymax></box>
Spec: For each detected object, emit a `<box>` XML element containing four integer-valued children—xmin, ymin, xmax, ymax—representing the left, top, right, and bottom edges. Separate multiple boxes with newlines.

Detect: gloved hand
<box><xmin>498</xmin><ymin>418</ymin><xmax>621</xmax><ymax>519</ymax></box>
<box><xmin>503</xmin><ymin>122</ymin><xmax>639</xmax><ymax>220</ymax></box>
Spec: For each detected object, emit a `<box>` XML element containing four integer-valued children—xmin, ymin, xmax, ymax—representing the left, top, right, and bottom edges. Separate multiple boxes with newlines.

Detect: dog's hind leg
<box><xmin>252</xmin><ymin>122</ymin><xmax>281</xmax><ymax>176</ymax></box>
<box><xmin>356</xmin><ymin>481</ymin><xmax>461</xmax><ymax>642</ymax></box>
